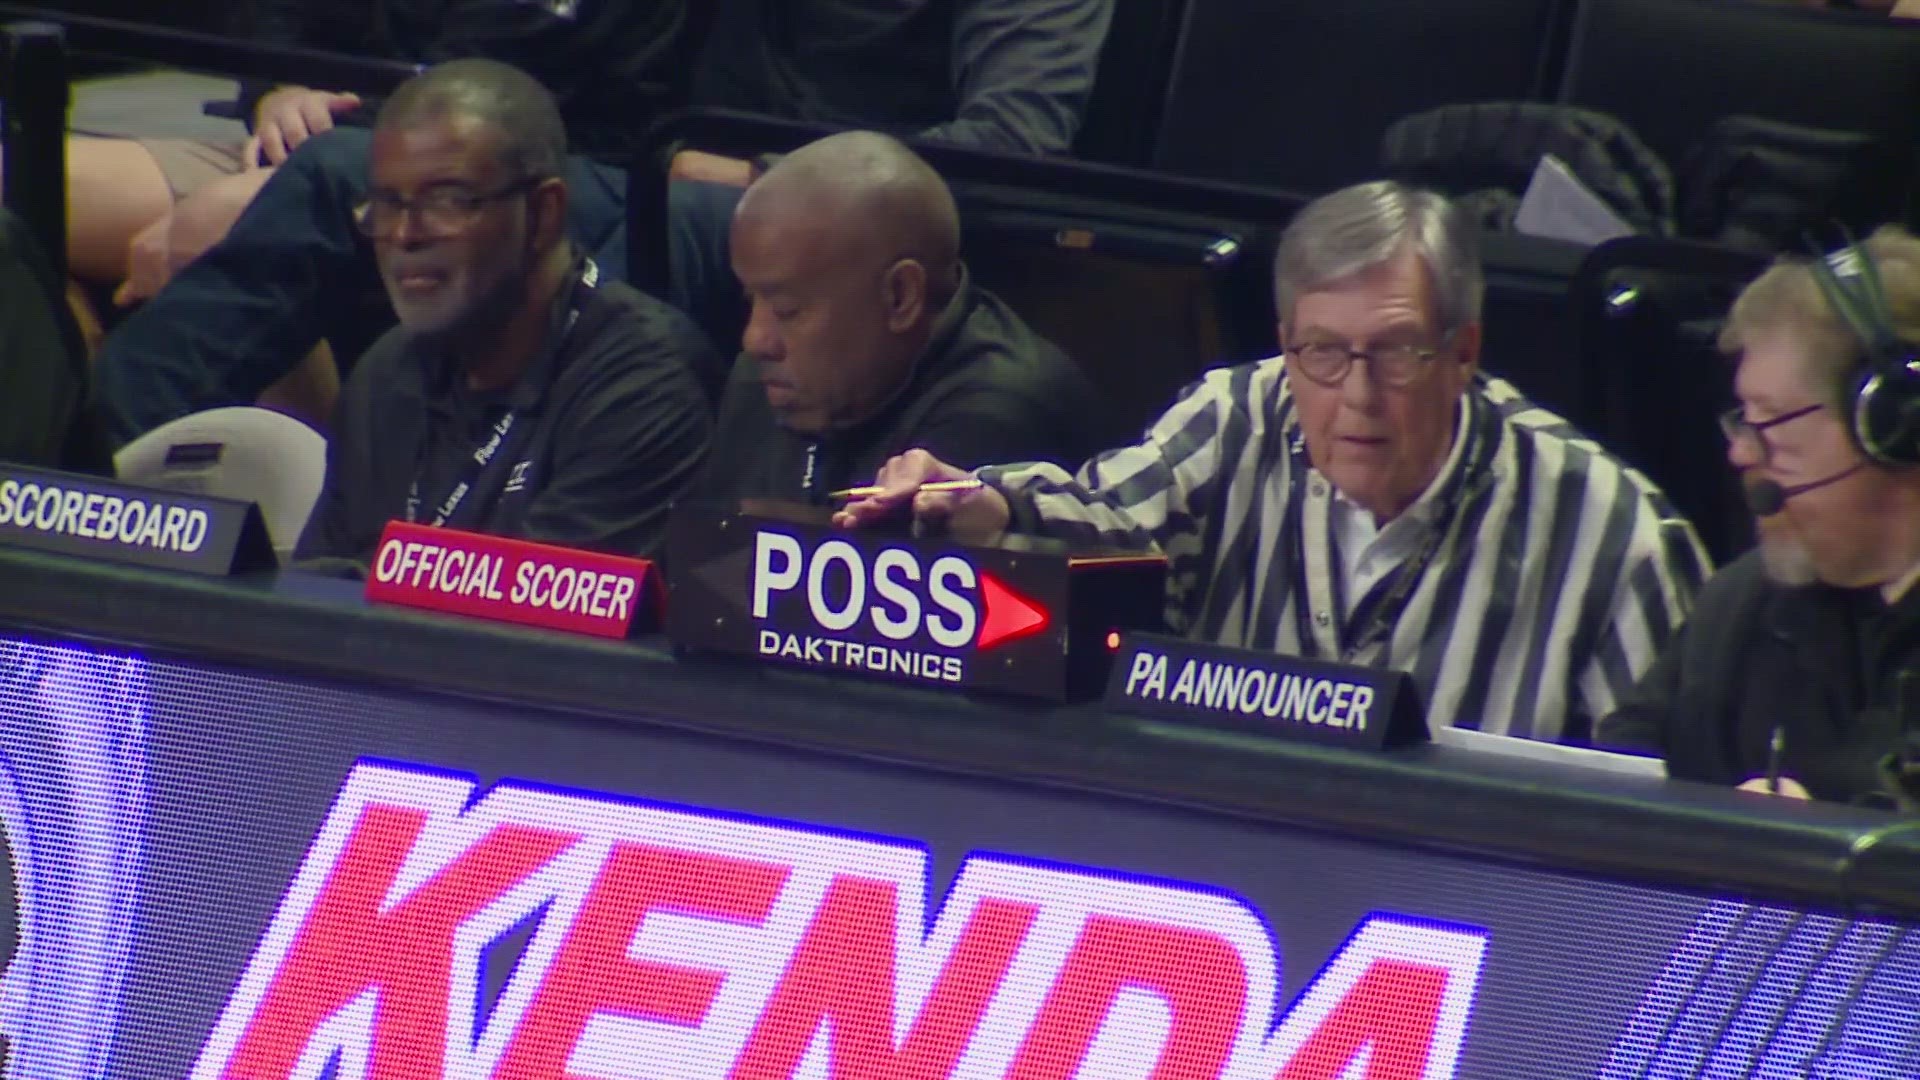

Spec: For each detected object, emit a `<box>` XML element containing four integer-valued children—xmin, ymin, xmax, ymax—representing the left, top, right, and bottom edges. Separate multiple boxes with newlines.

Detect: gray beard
<box><xmin>408</xmin><ymin>264</ymin><xmax>529</xmax><ymax>353</ymax></box>
<box><xmin>1758</xmin><ymin>533</ymin><xmax>1820</xmax><ymax>587</ymax></box>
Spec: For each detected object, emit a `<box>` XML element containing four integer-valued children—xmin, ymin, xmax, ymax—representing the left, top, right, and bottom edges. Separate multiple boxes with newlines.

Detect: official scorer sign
<box><xmin>364</xmin><ymin>521</ymin><xmax>659</xmax><ymax>639</ymax></box>
<box><xmin>192</xmin><ymin>762</ymin><xmax>1487</xmax><ymax>1080</ymax></box>
<box><xmin>667</xmin><ymin>503</ymin><xmax>1166</xmax><ymax>700</ymax></box>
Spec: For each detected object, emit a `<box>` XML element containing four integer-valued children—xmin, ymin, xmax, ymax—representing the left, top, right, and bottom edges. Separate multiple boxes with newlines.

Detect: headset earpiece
<box><xmin>1852</xmin><ymin>360</ymin><xmax>1920</xmax><ymax>466</ymax></box>
<box><xmin>1806</xmin><ymin>231</ymin><xmax>1920</xmax><ymax>466</ymax></box>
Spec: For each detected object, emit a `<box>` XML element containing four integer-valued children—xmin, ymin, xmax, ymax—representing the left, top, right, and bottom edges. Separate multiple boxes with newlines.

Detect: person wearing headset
<box><xmin>1600</xmin><ymin>225</ymin><xmax>1920</xmax><ymax>808</ymax></box>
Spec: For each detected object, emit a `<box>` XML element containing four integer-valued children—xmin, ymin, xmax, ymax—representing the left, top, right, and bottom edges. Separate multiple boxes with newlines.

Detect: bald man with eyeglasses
<box><xmin>840</xmin><ymin>181</ymin><xmax>1711</xmax><ymax>744</ymax></box>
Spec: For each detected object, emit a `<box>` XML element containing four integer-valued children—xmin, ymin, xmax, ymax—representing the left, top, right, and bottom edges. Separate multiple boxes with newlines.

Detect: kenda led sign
<box><xmin>194</xmin><ymin>762</ymin><xmax>1487</xmax><ymax>1080</ymax></box>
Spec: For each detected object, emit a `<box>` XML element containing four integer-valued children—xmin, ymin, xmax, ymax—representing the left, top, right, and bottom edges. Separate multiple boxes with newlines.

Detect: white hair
<box><xmin>1275</xmin><ymin>180</ymin><xmax>1484</xmax><ymax>332</ymax></box>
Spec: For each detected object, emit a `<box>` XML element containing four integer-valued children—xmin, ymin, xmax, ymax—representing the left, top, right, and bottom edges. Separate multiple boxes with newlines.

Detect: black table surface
<box><xmin>3</xmin><ymin>543</ymin><xmax>1917</xmax><ymax>919</ymax></box>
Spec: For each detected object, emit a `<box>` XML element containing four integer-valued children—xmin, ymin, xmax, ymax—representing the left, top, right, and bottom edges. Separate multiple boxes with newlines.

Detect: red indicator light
<box><xmin>975</xmin><ymin>571</ymin><xmax>1050</xmax><ymax>650</ymax></box>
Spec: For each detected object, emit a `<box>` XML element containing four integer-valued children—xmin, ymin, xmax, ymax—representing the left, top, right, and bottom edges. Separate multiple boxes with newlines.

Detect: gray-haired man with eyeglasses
<box><xmin>294</xmin><ymin>61</ymin><xmax>717</xmax><ymax>571</ymax></box>
<box><xmin>1601</xmin><ymin>226</ymin><xmax>1920</xmax><ymax>805</ymax></box>
<box><xmin>839</xmin><ymin>180</ymin><xmax>1710</xmax><ymax>744</ymax></box>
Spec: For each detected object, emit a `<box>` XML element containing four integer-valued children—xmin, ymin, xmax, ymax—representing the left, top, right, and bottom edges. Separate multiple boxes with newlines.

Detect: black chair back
<box><xmin>1074</xmin><ymin>0</ymin><xmax>1189</xmax><ymax>169</ymax></box>
<box><xmin>1153</xmin><ymin>0</ymin><xmax>1573</xmax><ymax>193</ymax></box>
<box><xmin>629</xmin><ymin>109</ymin><xmax>1313</xmax><ymax>311</ymax></box>
<box><xmin>0</xmin><ymin>208</ymin><xmax>113</xmax><ymax>472</ymax></box>
<box><xmin>1474</xmin><ymin>232</ymin><xmax>1593</xmax><ymax>435</ymax></box>
<box><xmin>2</xmin><ymin>20</ymin><xmax>68</xmax><ymax>282</ymax></box>
<box><xmin>1568</xmin><ymin>235</ymin><xmax>1768</xmax><ymax>563</ymax></box>
<box><xmin>0</xmin><ymin>3</ymin><xmax>420</xmax><ymax>92</ymax></box>
<box><xmin>1558</xmin><ymin>0</ymin><xmax>1920</xmax><ymax>194</ymax></box>
<box><xmin>956</xmin><ymin>183</ymin><xmax>1272</xmax><ymax>444</ymax></box>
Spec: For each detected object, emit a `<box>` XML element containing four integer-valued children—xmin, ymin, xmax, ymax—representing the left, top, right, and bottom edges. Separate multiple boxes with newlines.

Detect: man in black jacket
<box><xmin>1600</xmin><ymin>226</ymin><xmax>1920</xmax><ymax>806</ymax></box>
<box><xmin>699</xmin><ymin>131</ymin><xmax>1099</xmax><ymax>502</ymax></box>
<box><xmin>295</xmin><ymin>61</ymin><xmax>714</xmax><ymax>570</ymax></box>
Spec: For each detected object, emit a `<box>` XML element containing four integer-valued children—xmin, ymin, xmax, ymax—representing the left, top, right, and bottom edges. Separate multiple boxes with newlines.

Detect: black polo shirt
<box><xmin>295</xmin><ymin>259</ymin><xmax>717</xmax><ymax>569</ymax></box>
<box><xmin>697</xmin><ymin>275</ymin><xmax>1102</xmax><ymax>504</ymax></box>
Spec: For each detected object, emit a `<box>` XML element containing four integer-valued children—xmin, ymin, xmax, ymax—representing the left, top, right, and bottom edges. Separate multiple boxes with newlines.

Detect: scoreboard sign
<box><xmin>0</xmin><ymin>463</ymin><xmax>275</xmax><ymax>575</ymax></box>
<box><xmin>666</xmin><ymin>501</ymin><xmax>1167</xmax><ymax>700</ymax></box>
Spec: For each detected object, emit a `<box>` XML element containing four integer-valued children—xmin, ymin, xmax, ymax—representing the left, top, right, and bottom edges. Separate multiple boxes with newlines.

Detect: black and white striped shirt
<box><xmin>981</xmin><ymin>359</ymin><xmax>1711</xmax><ymax>742</ymax></box>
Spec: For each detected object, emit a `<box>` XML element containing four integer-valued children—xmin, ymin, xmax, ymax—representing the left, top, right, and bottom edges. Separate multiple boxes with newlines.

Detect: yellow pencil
<box><xmin>827</xmin><ymin>479</ymin><xmax>985</xmax><ymax>500</ymax></box>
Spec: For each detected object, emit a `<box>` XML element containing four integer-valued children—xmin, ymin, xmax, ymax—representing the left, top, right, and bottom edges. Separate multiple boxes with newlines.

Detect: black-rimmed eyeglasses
<box><xmin>1282</xmin><ymin>335</ymin><xmax>1450</xmax><ymax>388</ymax></box>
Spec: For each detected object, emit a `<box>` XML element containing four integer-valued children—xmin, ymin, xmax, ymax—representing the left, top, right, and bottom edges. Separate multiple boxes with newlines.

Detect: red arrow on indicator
<box><xmin>976</xmin><ymin>571</ymin><xmax>1051</xmax><ymax>650</ymax></box>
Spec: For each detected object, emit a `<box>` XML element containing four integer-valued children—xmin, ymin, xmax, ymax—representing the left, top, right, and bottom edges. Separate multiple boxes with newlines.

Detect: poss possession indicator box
<box><xmin>666</xmin><ymin>500</ymin><xmax>1167</xmax><ymax>701</ymax></box>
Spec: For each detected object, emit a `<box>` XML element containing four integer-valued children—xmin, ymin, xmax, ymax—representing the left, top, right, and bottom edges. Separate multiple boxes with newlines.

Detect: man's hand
<box><xmin>255</xmin><ymin>86</ymin><xmax>362</xmax><ymax>165</ymax></box>
<box><xmin>832</xmin><ymin>449</ymin><xmax>1012</xmax><ymax>538</ymax></box>
<box><xmin>669</xmin><ymin>149</ymin><xmax>756</xmax><ymax>188</ymax></box>
<box><xmin>1736</xmin><ymin>776</ymin><xmax>1812</xmax><ymax>800</ymax></box>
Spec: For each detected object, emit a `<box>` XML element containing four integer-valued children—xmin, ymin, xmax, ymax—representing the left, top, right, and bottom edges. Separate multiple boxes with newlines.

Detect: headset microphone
<box><xmin>1742</xmin><ymin>464</ymin><xmax>1869</xmax><ymax>517</ymax></box>
<box><xmin>1744</xmin><ymin>477</ymin><xmax>1786</xmax><ymax>518</ymax></box>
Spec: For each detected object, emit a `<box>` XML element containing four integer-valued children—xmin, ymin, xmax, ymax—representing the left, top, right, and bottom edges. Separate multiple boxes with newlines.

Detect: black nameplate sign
<box><xmin>1104</xmin><ymin>632</ymin><xmax>1428</xmax><ymax>750</ymax></box>
<box><xmin>667</xmin><ymin>500</ymin><xmax>1168</xmax><ymax>701</ymax></box>
<box><xmin>0</xmin><ymin>463</ymin><xmax>276</xmax><ymax>575</ymax></box>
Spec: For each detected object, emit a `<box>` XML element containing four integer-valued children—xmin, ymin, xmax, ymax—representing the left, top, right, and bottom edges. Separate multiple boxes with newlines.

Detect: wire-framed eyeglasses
<box><xmin>1718</xmin><ymin>402</ymin><xmax>1824</xmax><ymax>465</ymax></box>
<box><xmin>354</xmin><ymin>178</ymin><xmax>539</xmax><ymax>240</ymax></box>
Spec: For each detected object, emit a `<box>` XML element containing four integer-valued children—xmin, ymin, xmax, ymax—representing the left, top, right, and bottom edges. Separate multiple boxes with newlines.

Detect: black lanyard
<box><xmin>405</xmin><ymin>409</ymin><xmax>530</xmax><ymax>527</ymax></box>
<box><xmin>800</xmin><ymin>441</ymin><xmax>826</xmax><ymax>503</ymax></box>
<box><xmin>1285</xmin><ymin>419</ymin><xmax>1487</xmax><ymax>662</ymax></box>
<box><xmin>404</xmin><ymin>258</ymin><xmax>595</xmax><ymax>529</ymax></box>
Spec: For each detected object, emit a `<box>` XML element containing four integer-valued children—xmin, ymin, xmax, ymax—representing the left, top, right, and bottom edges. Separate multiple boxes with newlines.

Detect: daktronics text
<box><xmin>194</xmin><ymin>762</ymin><xmax>1487</xmax><ymax>1080</ymax></box>
<box><xmin>751</xmin><ymin>531</ymin><xmax>1049</xmax><ymax>684</ymax></box>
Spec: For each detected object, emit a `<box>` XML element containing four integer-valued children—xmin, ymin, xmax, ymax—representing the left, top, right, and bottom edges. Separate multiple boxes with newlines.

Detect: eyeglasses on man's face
<box><xmin>1283</xmin><ymin>334</ymin><xmax>1451</xmax><ymax>389</ymax></box>
<box><xmin>354</xmin><ymin>178</ymin><xmax>537</xmax><ymax>240</ymax></box>
<box><xmin>1718</xmin><ymin>402</ymin><xmax>1825</xmax><ymax>466</ymax></box>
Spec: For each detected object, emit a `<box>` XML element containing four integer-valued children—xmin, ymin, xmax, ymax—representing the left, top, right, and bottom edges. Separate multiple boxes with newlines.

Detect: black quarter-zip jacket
<box><xmin>1600</xmin><ymin>548</ymin><xmax>1918</xmax><ymax>805</ymax></box>
<box><xmin>697</xmin><ymin>280</ymin><xmax>1102</xmax><ymax>506</ymax></box>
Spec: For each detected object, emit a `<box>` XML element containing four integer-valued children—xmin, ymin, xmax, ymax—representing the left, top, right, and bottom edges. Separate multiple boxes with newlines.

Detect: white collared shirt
<box><xmin>1325</xmin><ymin>414</ymin><xmax>1468</xmax><ymax>616</ymax></box>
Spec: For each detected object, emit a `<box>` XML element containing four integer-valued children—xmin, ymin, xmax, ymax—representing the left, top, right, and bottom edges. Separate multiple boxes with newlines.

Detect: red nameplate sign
<box><xmin>363</xmin><ymin>521</ymin><xmax>658</xmax><ymax>639</ymax></box>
